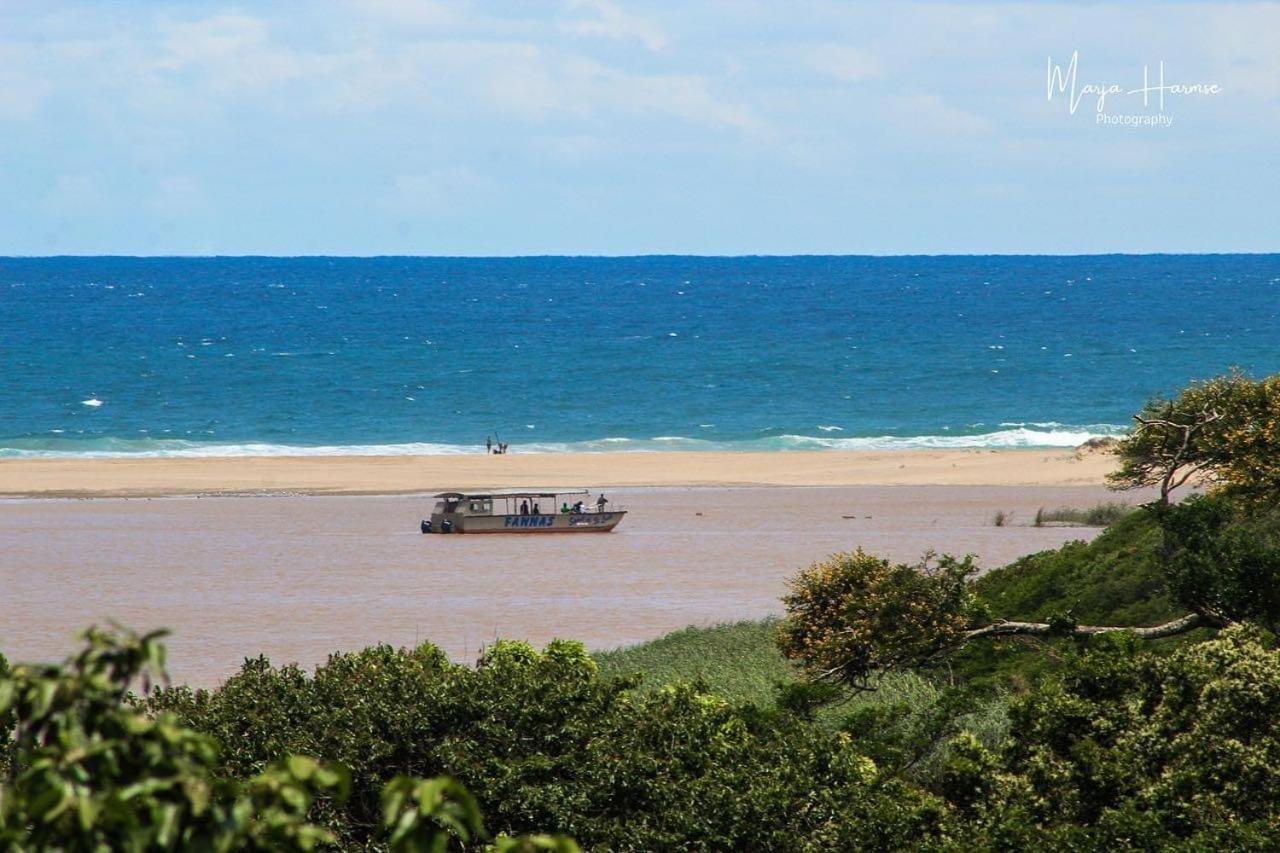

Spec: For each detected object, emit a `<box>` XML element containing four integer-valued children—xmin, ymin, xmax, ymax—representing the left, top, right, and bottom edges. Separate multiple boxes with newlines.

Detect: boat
<box><xmin>420</xmin><ymin>490</ymin><xmax>626</xmax><ymax>534</ymax></box>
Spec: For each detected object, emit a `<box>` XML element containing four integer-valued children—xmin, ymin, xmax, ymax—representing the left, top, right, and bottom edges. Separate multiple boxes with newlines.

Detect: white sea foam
<box><xmin>763</xmin><ymin>426</ymin><xmax>1120</xmax><ymax>451</ymax></box>
<box><xmin>80</xmin><ymin>398</ymin><xmax>104</xmax><ymax>407</ymax></box>
<box><xmin>0</xmin><ymin>424</ymin><xmax>1128</xmax><ymax>459</ymax></box>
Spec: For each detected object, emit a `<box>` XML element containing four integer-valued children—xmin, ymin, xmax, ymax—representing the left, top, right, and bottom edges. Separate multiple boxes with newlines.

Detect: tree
<box><xmin>779</xmin><ymin>374</ymin><xmax>1280</xmax><ymax>694</ymax></box>
<box><xmin>1158</xmin><ymin>493</ymin><xmax>1280</xmax><ymax>635</ymax></box>
<box><xmin>0</xmin><ymin>627</ymin><xmax>349</xmax><ymax>850</ymax></box>
<box><xmin>778</xmin><ymin>550</ymin><xmax>980</xmax><ymax>693</ymax></box>
<box><xmin>0</xmin><ymin>627</ymin><xmax>571</xmax><ymax>852</ymax></box>
<box><xmin>777</xmin><ymin>540</ymin><xmax>1231</xmax><ymax>695</ymax></box>
<box><xmin>146</xmin><ymin>634</ymin><xmax>947</xmax><ymax>850</ymax></box>
<box><xmin>1109</xmin><ymin>370</ymin><xmax>1280</xmax><ymax>504</ymax></box>
<box><xmin>944</xmin><ymin>626</ymin><xmax>1280</xmax><ymax>847</ymax></box>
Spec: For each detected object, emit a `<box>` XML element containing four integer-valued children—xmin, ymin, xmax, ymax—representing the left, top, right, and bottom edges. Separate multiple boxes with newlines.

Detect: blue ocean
<box><xmin>1</xmin><ymin>256</ymin><xmax>1277</xmax><ymax>458</ymax></box>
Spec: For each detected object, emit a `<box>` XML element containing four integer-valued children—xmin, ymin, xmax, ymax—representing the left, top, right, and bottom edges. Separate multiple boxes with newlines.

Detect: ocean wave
<box><xmin>759</xmin><ymin>427</ymin><xmax>1124</xmax><ymax>451</ymax></box>
<box><xmin>0</xmin><ymin>438</ymin><xmax>479</xmax><ymax>459</ymax></box>
<box><xmin>0</xmin><ymin>425</ymin><xmax>1128</xmax><ymax>459</ymax></box>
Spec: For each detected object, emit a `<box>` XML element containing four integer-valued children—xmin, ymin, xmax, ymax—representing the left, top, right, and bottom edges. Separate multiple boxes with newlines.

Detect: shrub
<box><xmin>147</xmin><ymin>635</ymin><xmax>945</xmax><ymax>850</ymax></box>
<box><xmin>0</xmin><ymin>628</ymin><xmax>528</xmax><ymax>852</ymax></box>
<box><xmin>952</xmin><ymin>626</ymin><xmax>1280</xmax><ymax>846</ymax></box>
<box><xmin>777</xmin><ymin>550</ymin><xmax>981</xmax><ymax>693</ymax></box>
<box><xmin>1033</xmin><ymin>502</ymin><xmax>1133</xmax><ymax>527</ymax></box>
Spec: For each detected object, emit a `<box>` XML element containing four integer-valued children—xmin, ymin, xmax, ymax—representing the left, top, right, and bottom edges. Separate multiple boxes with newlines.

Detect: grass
<box><xmin>593</xmin><ymin>619</ymin><xmax>1012</xmax><ymax>771</ymax></box>
<box><xmin>594</xmin><ymin>619</ymin><xmax>793</xmax><ymax>705</ymax></box>
<box><xmin>992</xmin><ymin>509</ymin><xmax>1012</xmax><ymax>527</ymax></box>
<box><xmin>1033</xmin><ymin>501</ymin><xmax>1135</xmax><ymax>527</ymax></box>
<box><xmin>954</xmin><ymin>507</ymin><xmax>1198</xmax><ymax>685</ymax></box>
<box><xmin>592</xmin><ymin>617</ymin><xmax>1008</xmax><ymax>755</ymax></box>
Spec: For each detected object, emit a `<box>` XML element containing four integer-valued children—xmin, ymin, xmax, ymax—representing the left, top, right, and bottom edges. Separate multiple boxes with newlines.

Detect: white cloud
<box><xmin>345</xmin><ymin>0</ymin><xmax>459</xmax><ymax>31</ymax></box>
<box><xmin>561</xmin><ymin>0</ymin><xmax>669</xmax><ymax>51</ymax></box>
<box><xmin>26</xmin><ymin>8</ymin><xmax>750</xmax><ymax>133</ymax></box>
<box><xmin>536</xmin><ymin>133</ymin><xmax>608</xmax><ymax>161</ymax></box>
<box><xmin>423</xmin><ymin>43</ymin><xmax>761</xmax><ymax>131</ymax></box>
<box><xmin>152</xmin><ymin>13</ymin><xmax>311</xmax><ymax>92</ymax></box>
<box><xmin>1</xmin><ymin>0</ymin><xmax>1274</xmax><ymax>254</ymax></box>
<box><xmin>606</xmin><ymin>66</ymin><xmax>762</xmax><ymax>131</ymax></box>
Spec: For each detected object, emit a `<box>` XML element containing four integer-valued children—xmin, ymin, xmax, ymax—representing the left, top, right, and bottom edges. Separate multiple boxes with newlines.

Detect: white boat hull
<box><xmin>427</xmin><ymin>511</ymin><xmax>625</xmax><ymax>534</ymax></box>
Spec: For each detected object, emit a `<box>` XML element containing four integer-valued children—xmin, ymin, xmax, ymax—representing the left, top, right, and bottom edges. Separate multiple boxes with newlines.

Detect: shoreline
<box><xmin>0</xmin><ymin>447</ymin><xmax>1117</xmax><ymax>498</ymax></box>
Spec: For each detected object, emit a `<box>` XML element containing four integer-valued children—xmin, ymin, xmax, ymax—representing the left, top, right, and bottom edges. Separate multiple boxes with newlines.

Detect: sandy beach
<box><xmin>0</xmin><ymin>447</ymin><xmax>1115</xmax><ymax>498</ymax></box>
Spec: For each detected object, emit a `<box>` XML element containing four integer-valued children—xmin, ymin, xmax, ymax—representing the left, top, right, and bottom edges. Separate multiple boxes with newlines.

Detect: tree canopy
<box><xmin>0</xmin><ymin>628</ymin><xmax>573</xmax><ymax>852</ymax></box>
<box><xmin>778</xmin><ymin>550</ymin><xmax>981</xmax><ymax>693</ymax></box>
<box><xmin>1109</xmin><ymin>370</ymin><xmax>1280</xmax><ymax>503</ymax></box>
<box><xmin>780</xmin><ymin>371</ymin><xmax>1280</xmax><ymax>694</ymax></box>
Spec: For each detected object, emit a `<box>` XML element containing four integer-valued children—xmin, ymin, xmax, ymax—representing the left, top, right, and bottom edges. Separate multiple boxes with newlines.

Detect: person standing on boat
<box><xmin>596</xmin><ymin>493</ymin><xmax>607</xmax><ymax>513</ymax></box>
<box><xmin>532</xmin><ymin>501</ymin><xmax>541</xmax><ymax>515</ymax></box>
<box><xmin>520</xmin><ymin>500</ymin><xmax>530</xmax><ymax>515</ymax></box>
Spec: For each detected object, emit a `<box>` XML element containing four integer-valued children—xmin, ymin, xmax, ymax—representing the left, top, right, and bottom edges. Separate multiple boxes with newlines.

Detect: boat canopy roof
<box><xmin>434</xmin><ymin>490</ymin><xmax>590</xmax><ymax>500</ymax></box>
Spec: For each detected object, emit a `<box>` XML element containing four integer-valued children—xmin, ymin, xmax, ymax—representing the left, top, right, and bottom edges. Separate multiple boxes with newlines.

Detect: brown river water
<box><xmin>0</xmin><ymin>485</ymin><xmax>1139</xmax><ymax>687</ymax></box>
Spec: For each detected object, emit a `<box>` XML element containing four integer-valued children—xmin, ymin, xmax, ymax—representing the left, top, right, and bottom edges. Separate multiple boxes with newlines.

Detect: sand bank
<box><xmin>0</xmin><ymin>448</ymin><xmax>1115</xmax><ymax>497</ymax></box>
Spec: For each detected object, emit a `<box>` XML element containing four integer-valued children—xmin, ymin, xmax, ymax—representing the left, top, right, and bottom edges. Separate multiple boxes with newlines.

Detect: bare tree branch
<box><xmin>1130</xmin><ymin>405</ymin><xmax>1223</xmax><ymax>503</ymax></box>
<box><xmin>962</xmin><ymin>611</ymin><xmax>1209</xmax><ymax>643</ymax></box>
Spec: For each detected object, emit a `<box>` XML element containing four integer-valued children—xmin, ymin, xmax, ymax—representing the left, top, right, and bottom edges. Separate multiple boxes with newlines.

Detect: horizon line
<box><xmin>2</xmin><ymin>251</ymin><xmax>1278</xmax><ymax>261</ymax></box>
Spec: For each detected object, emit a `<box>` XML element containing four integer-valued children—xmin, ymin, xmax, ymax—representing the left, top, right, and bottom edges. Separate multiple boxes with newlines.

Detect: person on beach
<box><xmin>596</xmin><ymin>493</ymin><xmax>607</xmax><ymax>513</ymax></box>
<box><xmin>486</xmin><ymin>435</ymin><xmax>492</xmax><ymax>454</ymax></box>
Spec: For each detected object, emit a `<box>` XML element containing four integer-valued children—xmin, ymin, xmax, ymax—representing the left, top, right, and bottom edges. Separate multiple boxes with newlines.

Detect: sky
<box><xmin>0</xmin><ymin>0</ymin><xmax>1276</xmax><ymax>255</ymax></box>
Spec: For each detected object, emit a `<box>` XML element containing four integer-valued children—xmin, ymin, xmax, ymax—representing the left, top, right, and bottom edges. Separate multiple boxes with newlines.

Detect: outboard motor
<box><xmin>440</xmin><ymin>519</ymin><xmax>453</xmax><ymax>533</ymax></box>
<box><xmin>420</xmin><ymin>519</ymin><xmax>432</xmax><ymax>534</ymax></box>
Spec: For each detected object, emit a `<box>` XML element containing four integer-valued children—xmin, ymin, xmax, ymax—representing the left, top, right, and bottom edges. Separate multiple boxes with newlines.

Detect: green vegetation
<box><xmin>1108</xmin><ymin>369</ymin><xmax>1280</xmax><ymax>503</ymax></box>
<box><xmin>1033</xmin><ymin>501</ymin><xmax>1133</xmax><ymax>527</ymax></box>
<box><xmin>596</xmin><ymin>511</ymin><xmax>1173</xmax><ymax>700</ymax></box>
<box><xmin>139</xmin><ymin>637</ymin><xmax>943</xmax><ymax>850</ymax></box>
<box><xmin>594</xmin><ymin>620</ymin><xmax>1009</xmax><ymax>754</ymax></box>
<box><xmin>953</xmin><ymin>509</ymin><xmax>1188</xmax><ymax>686</ymax></box>
<box><xmin>594</xmin><ymin>619</ymin><xmax>790</xmax><ymax>704</ymax></box>
<box><xmin>780</xmin><ymin>372</ymin><xmax>1280</xmax><ymax>697</ymax></box>
<box><xmin>0</xmin><ymin>628</ymin><xmax>564</xmax><ymax>852</ymax></box>
<box><xmin>975</xmin><ymin>509</ymin><xmax>1169</xmax><ymax>626</ymax></box>
<box><xmin>780</xmin><ymin>550</ymin><xmax>978</xmax><ymax>694</ymax></box>
<box><xmin>937</xmin><ymin>625</ymin><xmax>1280</xmax><ymax>847</ymax></box>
